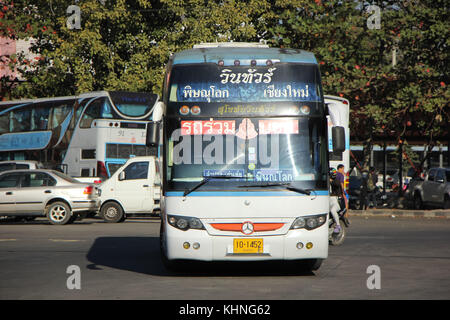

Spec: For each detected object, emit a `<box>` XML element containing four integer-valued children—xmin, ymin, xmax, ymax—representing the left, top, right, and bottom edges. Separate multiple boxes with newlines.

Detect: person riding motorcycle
<box><xmin>329</xmin><ymin>168</ymin><xmax>344</xmax><ymax>233</ymax></box>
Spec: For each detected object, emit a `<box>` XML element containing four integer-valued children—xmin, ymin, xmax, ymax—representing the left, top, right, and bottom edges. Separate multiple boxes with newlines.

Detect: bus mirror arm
<box><xmin>332</xmin><ymin>126</ymin><xmax>345</xmax><ymax>153</ymax></box>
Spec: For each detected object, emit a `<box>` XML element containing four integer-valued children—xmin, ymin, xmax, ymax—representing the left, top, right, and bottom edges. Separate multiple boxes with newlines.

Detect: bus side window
<box><xmin>50</xmin><ymin>103</ymin><xmax>71</xmax><ymax>129</ymax></box>
<box><xmin>102</xmin><ymin>100</ymin><xmax>113</xmax><ymax>118</ymax></box>
<box><xmin>79</xmin><ymin>99</ymin><xmax>102</xmax><ymax>128</ymax></box>
<box><xmin>31</xmin><ymin>107</ymin><xmax>50</xmax><ymax>131</ymax></box>
<box><xmin>0</xmin><ymin>113</ymin><xmax>9</xmax><ymax>134</ymax></box>
<box><xmin>11</xmin><ymin>108</ymin><xmax>31</xmax><ymax>132</ymax></box>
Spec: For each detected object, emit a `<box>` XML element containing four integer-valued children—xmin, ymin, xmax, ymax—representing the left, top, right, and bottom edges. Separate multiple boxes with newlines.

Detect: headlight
<box><xmin>168</xmin><ymin>215</ymin><xmax>205</xmax><ymax>231</ymax></box>
<box><xmin>291</xmin><ymin>217</ymin><xmax>306</xmax><ymax>229</ymax></box>
<box><xmin>290</xmin><ymin>214</ymin><xmax>327</xmax><ymax>230</ymax></box>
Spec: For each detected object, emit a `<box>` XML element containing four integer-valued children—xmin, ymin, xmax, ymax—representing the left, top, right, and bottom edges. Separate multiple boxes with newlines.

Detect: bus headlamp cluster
<box><xmin>168</xmin><ymin>215</ymin><xmax>205</xmax><ymax>231</ymax></box>
<box><xmin>290</xmin><ymin>214</ymin><xmax>327</xmax><ymax>230</ymax></box>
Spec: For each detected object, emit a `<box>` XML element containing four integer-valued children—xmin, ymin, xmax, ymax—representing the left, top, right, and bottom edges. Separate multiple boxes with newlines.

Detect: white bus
<box><xmin>147</xmin><ymin>43</ymin><xmax>346</xmax><ymax>272</ymax></box>
<box><xmin>0</xmin><ymin>91</ymin><xmax>158</xmax><ymax>181</ymax></box>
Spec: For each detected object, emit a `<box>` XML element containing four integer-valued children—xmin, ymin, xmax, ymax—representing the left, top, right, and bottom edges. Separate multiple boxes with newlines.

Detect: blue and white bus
<box><xmin>148</xmin><ymin>42</ymin><xmax>346</xmax><ymax>271</ymax></box>
<box><xmin>0</xmin><ymin>91</ymin><xmax>158</xmax><ymax>181</ymax></box>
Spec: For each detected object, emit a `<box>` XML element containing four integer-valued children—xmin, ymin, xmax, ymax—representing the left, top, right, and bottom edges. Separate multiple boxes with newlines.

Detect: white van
<box><xmin>98</xmin><ymin>156</ymin><xmax>161</xmax><ymax>222</ymax></box>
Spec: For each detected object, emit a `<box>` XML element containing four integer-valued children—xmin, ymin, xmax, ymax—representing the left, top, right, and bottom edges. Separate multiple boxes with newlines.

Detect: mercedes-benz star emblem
<box><xmin>241</xmin><ymin>221</ymin><xmax>254</xmax><ymax>235</ymax></box>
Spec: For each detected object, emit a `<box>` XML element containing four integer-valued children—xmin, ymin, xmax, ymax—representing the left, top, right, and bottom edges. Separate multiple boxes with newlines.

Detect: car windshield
<box><xmin>164</xmin><ymin>116</ymin><xmax>328</xmax><ymax>192</ymax></box>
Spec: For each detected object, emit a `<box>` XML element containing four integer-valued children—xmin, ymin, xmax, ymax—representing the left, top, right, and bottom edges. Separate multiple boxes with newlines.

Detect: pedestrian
<box><xmin>329</xmin><ymin>168</ymin><xmax>342</xmax><ymax>233</ymax></box>
<box><xmin>367</xmin><ymin>167</ymin><xmax>377</xmax><ymax>208</ymax></box>
<box><xmin>336</xmin><ymin>164</ymin><xmax>350</xmax><ymax>224</ymax></box>
<box><xmin>359</xmin><ymin>169</ymin><xmax>369</xmax><ymax>210</ymax></box>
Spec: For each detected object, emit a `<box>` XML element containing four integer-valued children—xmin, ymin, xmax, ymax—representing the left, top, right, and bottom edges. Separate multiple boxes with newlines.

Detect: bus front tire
<box><xmin>159</xmin><ymin>223</ymin><xmax>180</xmax><ymax>272</ymax></box>
<box><xmin>413</xmin><ymin>194</ymin><xmax>423</xmax><ymax>210</ymax></box>
<box><xmin>101</xmin><ymin>202</ymin><xmax>125</xmax><ymax>223</ymax></box>
<box><xmin>300</xmin><ymin>259</ymin><xmax>323</xmax><ymax>272</ymax></box>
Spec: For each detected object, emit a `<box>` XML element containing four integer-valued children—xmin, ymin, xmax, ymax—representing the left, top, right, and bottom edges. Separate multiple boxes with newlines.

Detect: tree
<box><xmin>2</xmin><ymin>0</ymin><xmax>448</xmax><ymax>166</ymax></box>
<box><xmin>262</xmin><ymin>0</ymin><xmax>448</xmax><ymax>168</ymax></box>
<box><xmin>2</xmin><ymin>0</ymin><xmax>270</xmax><ymax>99</ymax></box>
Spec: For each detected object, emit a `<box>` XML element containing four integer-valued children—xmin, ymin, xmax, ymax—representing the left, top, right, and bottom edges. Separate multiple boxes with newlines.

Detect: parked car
<box><xmin>0</xmin><ymin>169</ymin><xmax>100</xmax><ymax>225</ymax></box>
<box><xmin>0</xmin><ymin>160</ymin><xmax>44</xmax><ymax>172</ymax></box>
<box><xmin>99</xmin><ymin>156</ymin><xmax>161</xmax><ymax>223</ymax></box>
<box><xmin>405</xmin><ymin>167</ymin><xmax>450</xmax><ymax>209</ymax></box>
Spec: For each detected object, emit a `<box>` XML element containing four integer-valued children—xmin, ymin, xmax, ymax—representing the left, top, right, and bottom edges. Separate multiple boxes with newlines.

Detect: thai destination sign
<box><xmin>175</xmin><ymin>67</ymin><xmax>318</xmax><ymax>103</ymax></box>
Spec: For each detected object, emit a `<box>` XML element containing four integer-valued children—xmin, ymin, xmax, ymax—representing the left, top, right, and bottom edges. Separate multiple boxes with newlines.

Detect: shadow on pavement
<box><xmin>0</xmin><ymin>217</ymin><xmax>98</xmax><ymax>225</ymax></box>
<box><xmin>85</xmin><ymin>236</ymin><xmax>316</xmax><ymax>277</ymax></box>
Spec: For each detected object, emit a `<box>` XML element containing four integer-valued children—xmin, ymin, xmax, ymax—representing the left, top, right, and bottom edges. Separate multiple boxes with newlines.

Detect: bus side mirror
<box><xmin>332</xmin><ymin>126</ymin><xmax>345</xmax><ymax>153</ymax></box>
<box><xmin>147</xmin><ymin>101</ymin><xmax>163</xmax><ymax>147</ymax></box>
<box><xmin>146</xmin><ymin>122</ymin><xmax>161</xmax><ymax>147</ymax></box>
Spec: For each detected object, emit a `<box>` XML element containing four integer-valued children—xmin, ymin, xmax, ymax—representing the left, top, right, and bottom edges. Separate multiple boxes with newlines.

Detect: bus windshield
<box><xmin>165</xmin><ymin>62</ymin><xmax>327</xmax><ymax>192</ymax></box>
<box><xmin>165</xmin><ymin>116</ymin><xmax>328</xmax><ymax>192</ymax></box>
<box><xmin>109</xmin><ymin>92</ymin><xmax>158</xmax><ymax>117</ymax></box>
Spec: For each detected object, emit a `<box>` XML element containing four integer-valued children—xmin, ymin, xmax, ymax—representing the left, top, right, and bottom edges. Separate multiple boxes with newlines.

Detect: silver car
<box><xmin>0</xmin><ymin>169</ymin><xmax>100</xmax><ymax>225</ymax></box>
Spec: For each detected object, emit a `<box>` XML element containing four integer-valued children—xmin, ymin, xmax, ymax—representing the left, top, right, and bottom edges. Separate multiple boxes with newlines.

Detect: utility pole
<box><xmin>398</xmin><ymin>140</ymin><xmax>403</xmax><ymax>197</ymax></box>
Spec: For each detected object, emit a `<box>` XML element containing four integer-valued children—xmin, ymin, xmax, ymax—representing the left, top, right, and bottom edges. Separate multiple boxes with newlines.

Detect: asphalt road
<box><xmin>0</xmin><ymin>215</ymin><xmax>449</xmax><ymax>300</ymax></box>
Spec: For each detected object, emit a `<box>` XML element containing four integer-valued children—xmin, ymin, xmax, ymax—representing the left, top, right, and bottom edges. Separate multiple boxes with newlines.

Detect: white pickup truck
<box><xmin>405</xmin><ymin>167</ymin><xmax>450</xmax><ymax>210</ymax></box>
<box><xmin>98</xmin><ymin>156</ymin><xmax>161</xmax><ymax>222</ymax></box>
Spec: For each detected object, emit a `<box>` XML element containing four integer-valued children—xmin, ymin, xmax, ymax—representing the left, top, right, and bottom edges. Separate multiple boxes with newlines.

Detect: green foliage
<box><xmin>1</xmin><ymin>0</ymin><xmax>448</xmax><ymax>148</ymax></box>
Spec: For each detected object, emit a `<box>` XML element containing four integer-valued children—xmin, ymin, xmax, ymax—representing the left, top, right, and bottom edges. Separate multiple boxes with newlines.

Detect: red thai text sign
<box><xmin>181</xmin><ymin>120</ymin><xmax>236</xmax><ymax>135</ymax></box>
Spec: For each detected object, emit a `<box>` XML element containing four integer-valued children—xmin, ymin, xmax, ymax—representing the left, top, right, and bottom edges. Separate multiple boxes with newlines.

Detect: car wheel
<box><xmin>46</xmin><ymin>201</ymin><xmax>72</xmax><ymax>225</ymax></box>
<box><xmin>444</xmin><ymin>196</ymin><xmax>450</xmax><ymax>210</ymax></box>
<box><xmin>101</xmin><ymin>202</ymin><xmax>124</xmax><ymax>223</ymax></box>
<box><xmin>413</xmin><ymin>194</ymin><xmax>423</xmax><ymax>210</ymax></box>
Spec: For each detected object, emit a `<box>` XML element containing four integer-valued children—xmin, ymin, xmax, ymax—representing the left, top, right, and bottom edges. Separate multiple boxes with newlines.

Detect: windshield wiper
<box><xmin>238</xmin><ymin>182</ymin><xmax>312</xmax><ymax>195</ymax></box>
<box><xmin>183</xmin><ymin>175</ymin><xmax>246</xmax><ymax>197</ymax></box>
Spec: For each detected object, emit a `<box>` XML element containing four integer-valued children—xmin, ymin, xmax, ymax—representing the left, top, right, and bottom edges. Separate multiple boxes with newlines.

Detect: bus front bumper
<box><xmin>164</xmin><ymin>225</ymin><xmax>328</xmax><ymax>262</ymax></box>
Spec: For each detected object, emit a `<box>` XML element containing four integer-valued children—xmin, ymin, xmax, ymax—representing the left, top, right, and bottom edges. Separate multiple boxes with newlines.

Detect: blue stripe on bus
<box><xmin>165</xmin><ymin>190</ymin><xmax>329</xmax><ymax>197</ymax></box>
<box><xmin>0</xmin><ymin>131</ymin><xmax>52</xmax><ymax>151</ymax></box>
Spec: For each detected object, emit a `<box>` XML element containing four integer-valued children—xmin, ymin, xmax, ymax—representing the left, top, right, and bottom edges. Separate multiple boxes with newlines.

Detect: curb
<box><xmin>348</xmin><ymin>209</ymin><xmax>450</xmax><ymax>219</ymax></box>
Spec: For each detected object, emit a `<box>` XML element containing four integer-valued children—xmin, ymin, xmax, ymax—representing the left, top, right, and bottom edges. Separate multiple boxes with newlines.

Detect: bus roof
<box><xmin>0</xmin><ymin>95</ymin><xmax>78</xmax><ymax>106</ymax></box>
<box><xmin>172</xmin><ymin>45</ymin><xmax>318</xmax><ymax>66</ymax></box>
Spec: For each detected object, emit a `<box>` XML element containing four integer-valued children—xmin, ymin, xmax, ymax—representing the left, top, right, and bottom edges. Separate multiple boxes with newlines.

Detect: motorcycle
<box><xmin>329</xmin><ymin>204</ymin><xmax>349</xmax><ymax>246</ymax></box>
<box><xmin>349</xmin><ymin>185</ymin><xmax>392</xmax><ymax>209</ymax></box>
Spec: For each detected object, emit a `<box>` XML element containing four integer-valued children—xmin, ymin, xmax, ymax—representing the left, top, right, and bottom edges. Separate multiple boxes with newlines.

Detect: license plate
<box><xmin>233</xmin><ymin>238</ymin><xmax>263</xmax><ymax>254</ymax></box>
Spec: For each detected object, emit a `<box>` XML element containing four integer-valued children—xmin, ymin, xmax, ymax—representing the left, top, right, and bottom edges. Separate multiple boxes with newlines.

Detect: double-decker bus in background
<box><xmin>147</xmin><ymin>42</ymin><xmax>346</xmax><ymax>272</ymax></box>
<box><xmin>325</xmin><ymin>95</ymin><xmax>350</xmax><ymax>190</ymax></box>
<box><xmin>0</xmin><ymin>91</ymin><xmax>158</xmax><ymax>181</ymax></box>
